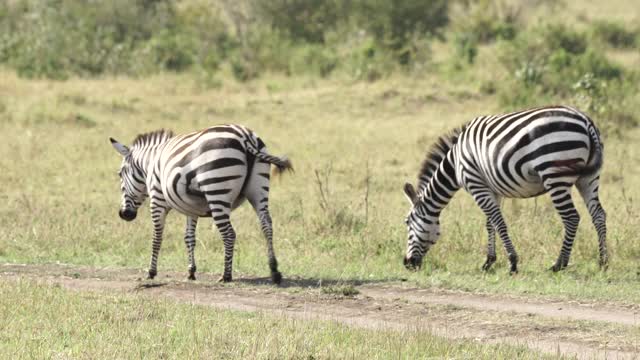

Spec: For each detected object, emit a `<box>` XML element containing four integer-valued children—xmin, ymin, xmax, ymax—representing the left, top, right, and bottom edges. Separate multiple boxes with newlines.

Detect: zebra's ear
<box><xmin>403</xmin><ymin>182</ymin><xmax>417</xmax><ymax>205</ymax></box>
<box><xmin>110</xmin><ymin>138</ymin><xmax>130</xmax><ymax>157</ymax></box>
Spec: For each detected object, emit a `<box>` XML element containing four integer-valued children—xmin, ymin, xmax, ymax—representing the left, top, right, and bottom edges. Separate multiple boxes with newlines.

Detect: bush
<box><xmin>496</xmin><ymin>23</ymin><xmax>635</xmax><ymax>135</ymax></box>
<box><xmin>353</xmin><ymin>0</ymin><xmax>448</xmax><ymax>64</ymax></box>
<box><xmin>250</xmin><ymin>0</ymin><xmax>347</xmax><ymax>44</ymax></box>
<box><xmin>451</xmin><ymin>0</ymin><xmax>519</xmax><ymax>44</ymax></box>
<box><xmin>590</xmin><ymin>20</ymin><xmax>638</xmax><ymax>49</ymax></box>
<box><xmin>288</xmin><ymin>45</ymin><xmax>338</xmax><ymax>77</ymax></box>
<box><xmin>453</xmin><ymin>33</ymin><xmax>479</xmax><ymax>65</ymax></box>
<box><xmin>0</xmin><ymin>0</ymin><xmax>233</xmax><ymax>78</ymax></box>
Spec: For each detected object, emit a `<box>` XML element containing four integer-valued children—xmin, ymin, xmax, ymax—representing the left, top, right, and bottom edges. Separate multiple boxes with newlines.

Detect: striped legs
<box><xmin>256</xmin><ymin>207</ymin><xmax>282</xmax><ymax>284</ymax></box>
<box><xmin>482</xmin><ymin>218</ymin><xmax>497</xmax><ymax>271</ymax></box>
<box><xmin>148</xmin><ymin>204</ymin><xmax>168</xmax><ymax>279</ymax></box>
<box><xmin>577</xmin><ymin>176</ymin><xmax>608</xmax><ymax>269</ymax></box>
<box><xmin>245</xmin><ymin>160</ymin><xmax>283</xmax><ymax>284</ymax></box>
<box><xmin>545</xmin><ymin>183</ymin><xmax>580</xmax><ymax>272</ymax></box>
<box><xmin>184</xmin><ymin>216</ymin><xmax>198</xmax><ymax>280</ymax></box>
<box><xmin>212</xmin><ymin>212</ymin><xmax>236</xmax><ymax>282</ymax></box>
<box><xmin>473</xmin><ymin>191</ymin><xmax>519</xmax><ymax>274</ymax></box>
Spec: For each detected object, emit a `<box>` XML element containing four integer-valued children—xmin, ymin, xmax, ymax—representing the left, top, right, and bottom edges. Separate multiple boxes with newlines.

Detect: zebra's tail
<box><xmin>246</xmin><ymin>146</ymin><xmax>294</xmax><ymax>176</ymax></box>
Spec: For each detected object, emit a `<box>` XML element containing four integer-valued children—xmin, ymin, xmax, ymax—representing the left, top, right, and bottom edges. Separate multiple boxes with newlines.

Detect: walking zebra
<box><xmin>403</xmin><ymin>105</ymin><xmax>607</xmax><ymax>274</ymax></box>
<box><xmin>109</xmin><ymin>124</ymin><xmax>292</xmax><ymax>283</ymax></box>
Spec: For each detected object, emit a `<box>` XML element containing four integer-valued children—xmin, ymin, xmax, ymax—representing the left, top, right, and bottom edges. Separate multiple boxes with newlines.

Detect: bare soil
<box><xmin>2</xmin><ymin>263</ymin><xmax>639</xmax><ymax>359</ymax></box>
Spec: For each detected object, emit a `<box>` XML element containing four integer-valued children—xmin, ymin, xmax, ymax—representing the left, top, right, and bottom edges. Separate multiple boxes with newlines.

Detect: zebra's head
<box><xmin>403</xmin><ymin>183</ymin><xmax>440</xmax><ymax>270</ymax></box>
<box><xmin>110</xmin><ymin>138</ymin><xmax>147</xmax><ymax>222</ymax></box>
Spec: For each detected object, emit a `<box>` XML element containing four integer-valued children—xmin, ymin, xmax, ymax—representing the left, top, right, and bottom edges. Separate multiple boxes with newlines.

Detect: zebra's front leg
<box><xmin>482</xmin><ymin>218</ymin><xmax>497</xmax><ymax>271</ymax></box>
<box><xmin>213</xmin><ymin>213</ymin><xmax>236</xmax><ymax>282</ymax></box>
<box><xmin>256</xmin><ymin>207</ymin><xmax>282</xmax><ymax>284</ymax></box>
<box><xmin>547</xmin><ymin>185</ymin><xmax>580</xmax><ymax>272</ymax></box>
<box><xmin>184</xmin><ymin>216</ymin><xmax>198</xmax><ymax>280</ymax></box>
<box><xmin>473</xmin><ymin>192</ymin><xmax>518</xmax><ymax>274</ymax></box>
<box><xmin>148</xmin><ymin>205</ymin><xmax>168</xmax><ymax>280</ymax></box>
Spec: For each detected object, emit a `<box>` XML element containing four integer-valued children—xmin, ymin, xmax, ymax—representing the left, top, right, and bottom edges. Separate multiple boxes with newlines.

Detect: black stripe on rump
<box><xmin>184</xmin><ymin>158</ymin><xmax>246</xmax><ymax>190</ymax></box>
<box><xmin>519</xmin><ymin>140</ymin><xmax>588</xmax><ymax>175</ymax></box>
<box><xmin>172</xmin><ymin>138</ymin><xmax>245</xmax><ymax>168</ymax></box>
<box><xmin>502</xmin><ymin>122</ymin><xmax>588</xmax><ymax>179</ymax></box>
<box><xmin>199</xmin><ymin>175</ymin><xmax>243</xmax><ymax>186</ymax></box>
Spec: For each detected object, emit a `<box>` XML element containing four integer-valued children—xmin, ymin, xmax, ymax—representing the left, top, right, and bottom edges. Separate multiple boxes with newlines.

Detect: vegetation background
<box><xmin>0</xmin><ymin>0</ymin><xmax>639</xmax><ymax>358</ymax></box>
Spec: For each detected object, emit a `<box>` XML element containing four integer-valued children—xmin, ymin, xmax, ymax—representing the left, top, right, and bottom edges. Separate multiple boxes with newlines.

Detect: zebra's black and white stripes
<box><xmin>110</xmin><ymin>124</ymin><xmax>292</xmax><ymax>283</ymax></box>
<box><xmin>403</xmin><ymin>105</ymin><xmax>607</xmax><ymax>273</ymax></box>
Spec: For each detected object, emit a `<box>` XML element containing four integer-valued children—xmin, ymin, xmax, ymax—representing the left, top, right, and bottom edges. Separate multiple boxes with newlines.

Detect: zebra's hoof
<box><xmin>187</xmin><ymin>274</ymin><xmax>196</xmax><ymax>281</ymax></box>
<box><xmin>599</xmin><ymin>259</ymin><xmax>609</xmax><ymax>271</ymax></box>
<box><xmin>550</xmin><ymin>263</ymin><xmax>565</xmax><ymax>272</ymax></box>
<box><xmin>147</xmin><ymin>270</ymin><xmax>157</xmax><ymax>280</ymax></box>
<box><xmin>271</xmin><ymin>271</ymin><xmax>282</xmax><ymax>285</ymax></box>
<box><xmin>218</xmin><ymin>275</ymin><xmax>232</xmax><ymax>283</ymax></box>
<box><xmin>509</xmin><ymin>269</ymin><xmax>518</xmax><ymax>275</ymax></box>
<box><xmin>482</xmin><ymin>255</ymin><xmax>497</xmax><ymax>271</ymax></box>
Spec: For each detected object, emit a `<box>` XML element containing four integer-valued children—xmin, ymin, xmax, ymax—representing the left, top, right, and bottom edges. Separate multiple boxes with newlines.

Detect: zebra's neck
<box><xmin>130</xmin><ymin>143</ymin><xmax>167</xmax><ymax>183</ymax></box>
<box><xmin>417</xmin><ymin>149</ymin><xmax>460</xmax><ymax>216</ymax></box>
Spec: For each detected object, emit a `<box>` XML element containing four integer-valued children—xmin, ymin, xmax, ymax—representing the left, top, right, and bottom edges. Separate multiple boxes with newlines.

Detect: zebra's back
<box><xmin>456</xmin><ymin>105</ymin><xmax>602</xmax><ymax>198</ymax></box>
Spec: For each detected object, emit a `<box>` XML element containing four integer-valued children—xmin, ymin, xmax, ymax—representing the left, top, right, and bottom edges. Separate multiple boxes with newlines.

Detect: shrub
<box><xmin>250</xmin><ymin>0</ymin><xmax>347</xmax><ymax>44</ymax></box>
<box><xmin>288</xmin><ymin>44</ymin><xmax>338</xmax><ymax>77</ymax></box>
<box><xmin>353</xmin><ymin>0</ymin><xmax>448</xmax><ymax>64</ymax></box>
<box><xmin>590</xmin><ymin>20</ymin><xmax>638</xmax><ymax>49</ymax></box>
<box><xmin>496</xmin><ymin>23</ymin><xmax>636</xmax><ymax>135</ymax></box>
<box><xmin>0</xmin><ymin>0</ymin><xmax>232</xmax><ymax>78</ymax></box>
<box><xmin>451</xmin><ymin>0</ymin><xmax>519</xmax><ymax>44</ymax></box>
<box><xmin>453</xmin><ymin>33</ymin><xmax>479</xmax><ymax>65</ymax></box>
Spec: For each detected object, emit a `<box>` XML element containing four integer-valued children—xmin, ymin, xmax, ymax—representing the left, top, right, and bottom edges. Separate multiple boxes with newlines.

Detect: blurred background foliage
<box><xmin>0</xmin><ymin>0</ymin><xmax>638</xmax><ymax>132</ymax></box>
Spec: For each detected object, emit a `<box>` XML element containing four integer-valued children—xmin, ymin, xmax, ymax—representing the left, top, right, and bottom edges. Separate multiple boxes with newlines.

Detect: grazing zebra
<box><xmin>403</xmin><ymin>105</ymin><xmax>607</xmax><ymax>274</ymax></box>
<box><xmin>109</xmin><ymin>124</ymin><xmax>292</xmax><ymax>283</ymax></box>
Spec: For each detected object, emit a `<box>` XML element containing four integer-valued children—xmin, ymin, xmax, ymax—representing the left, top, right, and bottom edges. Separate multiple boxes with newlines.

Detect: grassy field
<box><xmin>0</xmin><ymin>279</ymin><xmax>548</xmax><ymax>359</ymax></box>
<box><xmin>0</xmin><ymin>65</ymin><xmax>639</xmax><ymax>304</ymax></box>
<box><xmin>1</xmin><ymin>2</ymin><xmax>640</xmax><ymax>357</ymax></box>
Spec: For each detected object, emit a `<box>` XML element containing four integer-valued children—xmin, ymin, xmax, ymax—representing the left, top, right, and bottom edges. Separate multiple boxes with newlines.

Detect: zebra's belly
<box><xmin>162</xmin><ymin>172</ymin><xmax>247</xmax><ymax>218</ymax></box>
<box><xmin>492</xmin><ymin>180</ymin><xmax>547</xmax><ymax>198</ymax></box>
<box><xmin>470</xmin><ymin>168</ymin><xmax>547</xmax><ymax>199</ymax></box>
<box><xmin>165</xmin><ymin>192</ymin><xmax>211</xmax><ymax>217</ymax></box>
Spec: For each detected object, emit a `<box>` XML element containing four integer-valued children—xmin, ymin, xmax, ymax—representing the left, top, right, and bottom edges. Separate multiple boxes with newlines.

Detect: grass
<box><xmin>0</xmin><ymin>67</ymin><xmax>639</xmax><ymax>305</ymax></box>
<box><xmin>0</xmin><ymin>279</ymin><xmax>547</xmax><ymax>359</ymax></box>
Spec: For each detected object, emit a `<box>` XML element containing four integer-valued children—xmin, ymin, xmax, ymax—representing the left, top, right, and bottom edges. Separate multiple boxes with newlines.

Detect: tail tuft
<box><xmin>272</xmin><ymin>156</ymin><xmax>294</xmax><ymax>177</ymax></box>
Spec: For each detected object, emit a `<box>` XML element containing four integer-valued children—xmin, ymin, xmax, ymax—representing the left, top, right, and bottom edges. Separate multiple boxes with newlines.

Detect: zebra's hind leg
<box><xmin>184</xmin><ymin>216</ymin><xmax>198</xmax><ymax>280</ymax></box>
<box><xmin>472</xmin><ymin>191</ymin><xmax>518</xmax><ymax>274</ymax></box>
<box><xmin>245</xmin><ymin>162</ymin><xmax>282</xmax><ymax>285</ymax></box>
<box><xmin>576</xmin><ymin>175</ymin><xmax>608</xmax><ymax>269</ymax></box>
<box><xmin>255</xmin><ymin>207</ymin><xmax>282</xmax><ymax>284</ymax></box>
<box><xmin>545</xmin><ymin>182</ymin><xmax>581</xmax><ymax>272</ymax></box>
<box><xmin>482</xmin><ymin>217</ymin><xmax>497</xmax><ymax>271</ymax></box>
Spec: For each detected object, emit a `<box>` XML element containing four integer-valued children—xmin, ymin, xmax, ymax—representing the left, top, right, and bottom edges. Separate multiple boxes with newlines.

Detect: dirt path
<box><xmin>2</xmin><ymin>263</ymin><xmax>639</xmax><ymax>359</ymax></box>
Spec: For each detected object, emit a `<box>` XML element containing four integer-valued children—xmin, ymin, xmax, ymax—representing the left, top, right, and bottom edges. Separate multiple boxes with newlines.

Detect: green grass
<box><xmin>0</xmin><ymin>68</ymin><xmax>639</xmax><ymax>304</ymax></box>
<box><xmin>0</xmin><ymin>279</ymin><xmax>546</xmax><ymax>359</ymax></box>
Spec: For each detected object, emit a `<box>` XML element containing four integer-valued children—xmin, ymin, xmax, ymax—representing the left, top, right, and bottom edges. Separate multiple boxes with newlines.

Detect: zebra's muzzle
<box><xmin>404</xmin><ymin>256</ymin><xmax>422</xmax><ymax>271</ymax></box>
<box><xmin>119</xmin><ymin>208</ymin><xmax>137</xmax><ymax>222</ymax></box>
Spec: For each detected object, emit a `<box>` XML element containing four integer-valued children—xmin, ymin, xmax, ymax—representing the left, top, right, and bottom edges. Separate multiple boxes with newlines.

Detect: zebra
<box><xmin>403</xmin><ymin>105</ymin><xmax>607</xmax><ymax>274</ymax></box>
<box><xmin>109</xmin><ymin>124</ymin><xmax>292</xmax><ymax>284</ymax></box>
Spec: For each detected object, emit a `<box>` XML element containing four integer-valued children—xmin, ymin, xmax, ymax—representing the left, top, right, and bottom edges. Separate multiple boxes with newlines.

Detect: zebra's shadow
<box><xmin>235</xmin><ymin>276</ymin><xmax>404</xmax><ymax>288</ymax></box>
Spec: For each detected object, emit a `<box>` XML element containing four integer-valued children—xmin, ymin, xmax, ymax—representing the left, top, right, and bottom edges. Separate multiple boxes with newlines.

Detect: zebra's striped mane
<box><xmin>131</xmin><ymin>129</ymin><xmax>174</xmax><ymax>149</ymax></box>
<box><xmin>417</xmin><ymin>124</ymin><xmax>467</xmax><ymax>190</ymax></box>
